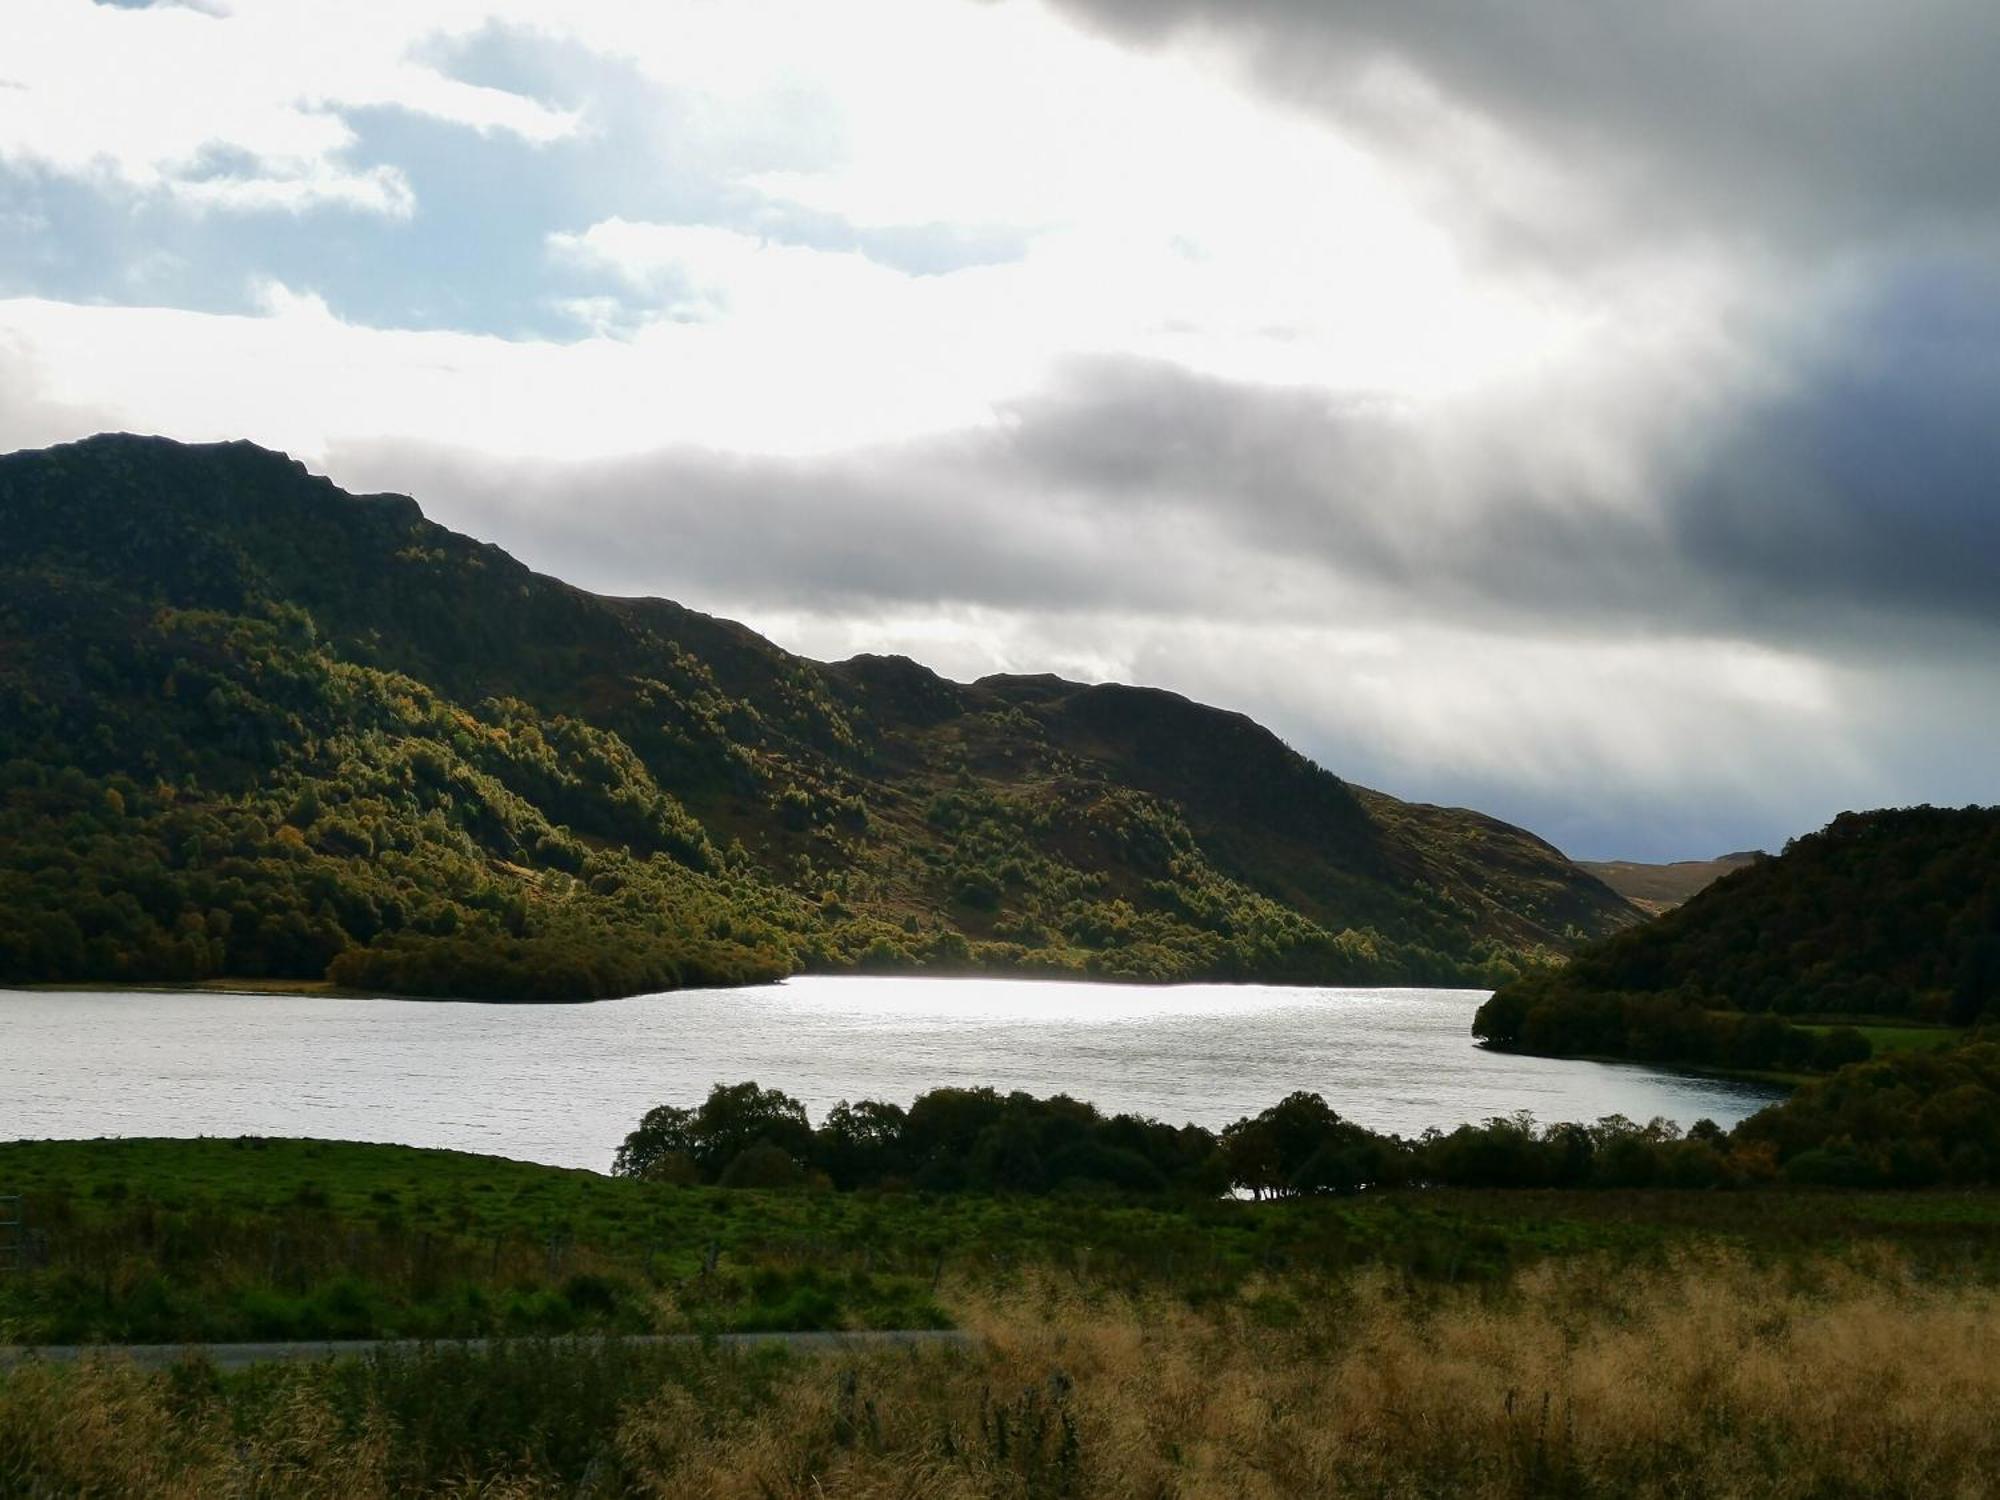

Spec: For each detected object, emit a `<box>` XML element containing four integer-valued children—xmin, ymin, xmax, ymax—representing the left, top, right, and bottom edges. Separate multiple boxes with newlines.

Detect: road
<box><xmin>0</xmin><ymin>1328</ymin><xmax>973</xmax><ymax>1373</ymax></box>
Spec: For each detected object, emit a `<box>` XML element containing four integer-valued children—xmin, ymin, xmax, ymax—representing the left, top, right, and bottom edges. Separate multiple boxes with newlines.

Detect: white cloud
<box><xmin>550</xmin><ymin>220</ymin><xmax>915</xmax><ymax>324</ymax></box>
<box><xmin>537</xmin><ymin>4</ymin><xmax>1609</xmax><ymax>403</ymax></box>
<box><xmin>3</xmin><ymin>0</ymin><xmax>1992</xmax><ymax>859</ymax></box>
<box><xmin>0</xmin><ymin>281</ymin><xmax>1013</xmax><ymax>456</ymax></box>
<box><xmin>0</xmin><ymin>0</ymin><xmax>575</xmax><ymax>215</ymax></box>
<box><xmin>0</xmin><ymin>0</ymin><xmax>1775</xmax><ymax>446</ymax></box>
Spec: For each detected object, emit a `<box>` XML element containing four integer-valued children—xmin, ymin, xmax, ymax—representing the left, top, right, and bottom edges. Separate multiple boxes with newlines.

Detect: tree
<box><xmin>684</xmin><ymin>1082</ymin><xmax>814</xmax><ymax>1177</ymax></box>
<box><xmin>612</xmin><ymin>1102</ymin><xmax>697</xmax><ymax>1179</ymax></box>
<box><xmin>718</xmin><ymin>1142</ymin><xmax>807</xmax><ymax>1189</ymax></box>
<box><xmin>612</xmin><ymin>1083</ymin><xmax>814</xmax><ymax>1182</ymax></box>
<box><xmin>1950</xmin><ymin>935</ymin><xmax>2000</xmax><ymax>1026</ymax></box>
<box><xmin>1221</xmin><ymin>1092</ymin><xmax>1391</xmax><ymax>1197</ymax></box>
<box><xmin>1221</xmin><ymin>1115</ymin><xmax>1284</xmax><ymax>1199</ymax></box>
<box><xmin>815</xmin><ymin>1098</ymin><xmax>910</xmax><ymax>1188</ymax></box>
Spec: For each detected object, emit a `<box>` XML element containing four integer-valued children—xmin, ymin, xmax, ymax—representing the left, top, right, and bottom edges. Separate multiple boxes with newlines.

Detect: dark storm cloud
<box><xmin>328</xmin><ymin>326</ymin><xmax>2000</xmax><ymax>865</ymax></box>
<box><xmin>1035</xmin><ymin>325</ymin><xmax>2000</xmax><ymax>649</ymax></box>
<box><xmin>1674</xmin><ymin>266</ymin><xmax>2000</xmax><ymax>641</ymax></box>
<box><xmin>994</xmin><ymin>360</ymin><xmax>1677</xmax><ymax>627</ymax></box>
<box><xmin>329</xmin><ymin>361</ymin><xmax>1544</xmax><ymax>626</ymax></box>
<box><xmin>1044</xmin><ymin>0</ymin><xmax>2000</xmax><ymax>254</ymax></box>
<box><xmin>355</xmin><ymin>0</ymin><xmax>1991</xmax><ymax>721</ymax></box>
<box><xmin>330</xmin><ymin>281</ymin><xmax>2000</xmax><ymax>660</ymax></box>
<box><xmin>331</xmin><ymin>406</ymin><xmax>1229</xmax><ymax>618</ymax></box>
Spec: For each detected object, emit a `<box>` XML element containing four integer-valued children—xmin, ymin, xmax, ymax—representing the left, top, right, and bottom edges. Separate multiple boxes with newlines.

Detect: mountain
<box><xmin>1477</xmin><ymin>806</ymin><xmax>2000</xmax><ymax>1072</ymax></box>
<box><xmin>1577</xmin><ymin>852</ymin><xmax>1763</xmax><ymax>915</ymax></box>
<box><xmin>0</xmin><ymin>434</ymin><xmax>1638</xmax><ymax>1000</ymax></box>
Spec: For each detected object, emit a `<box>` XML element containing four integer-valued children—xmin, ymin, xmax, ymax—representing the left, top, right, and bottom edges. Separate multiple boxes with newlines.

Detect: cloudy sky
<box><xmin>3</xmin><ymin>0</ymin><xmax>1995</xmax><ymax>861</ymax></box>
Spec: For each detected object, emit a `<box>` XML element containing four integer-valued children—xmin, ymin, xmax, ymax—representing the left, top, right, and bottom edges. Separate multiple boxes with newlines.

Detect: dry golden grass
<box><xmin>7</xmin><ymin>1252</ymin><xmax>2000</xmax><ymax>1497</ymax></box>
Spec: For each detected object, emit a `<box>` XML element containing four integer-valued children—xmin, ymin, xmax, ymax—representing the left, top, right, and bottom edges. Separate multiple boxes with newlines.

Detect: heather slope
<box><xmin>1578</xmin><ymin>852</ymin><xmax>1762</xmax><ymax>914</ymax></box>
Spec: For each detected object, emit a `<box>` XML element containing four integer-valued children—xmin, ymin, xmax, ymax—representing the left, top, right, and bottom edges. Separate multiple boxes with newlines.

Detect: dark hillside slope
<box><xmin>0</xmin><ymin>434</ymin><xmax>1636</xmax><ymax>998</ymax></box>
<box><xmin>1354</xmin><ymin>788</ymin><xmax>1635</xmax><ymax>953</ymax></box>
<box><xmin>1476</xmin><ymin>806</ymin><xmax>2000</xmax><ymax>1072</ymax></box>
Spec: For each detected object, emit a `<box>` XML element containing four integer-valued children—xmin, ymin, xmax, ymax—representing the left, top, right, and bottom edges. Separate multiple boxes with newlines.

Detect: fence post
<box><xmin>0</xmin><ymin>1195</ymin><xmax>23</xmax><ymax>1273</ymax></box>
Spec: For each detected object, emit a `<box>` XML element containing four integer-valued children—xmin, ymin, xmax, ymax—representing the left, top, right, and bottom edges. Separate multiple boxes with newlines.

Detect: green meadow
<box><xmin>8</xmin><ymin>1136</ymin><xmax>2000</xmax><ymax>1348</ymax></box>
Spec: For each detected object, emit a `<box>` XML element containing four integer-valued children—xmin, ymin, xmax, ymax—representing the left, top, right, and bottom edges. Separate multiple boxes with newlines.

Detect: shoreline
<box><xmin>4</xmin><ymin>969</ymin><xmax>1504</xmax><ymax>1005</ymax></box>
<box><xmin>1478</xmin><ymin>1040</ymin><xmax>1804</xmax><ymax>1094</ymax></box>
<box><xmin>13</xmin><ymin>977</ymin><xmax>384</xmax><ymax>1000</ymax></box>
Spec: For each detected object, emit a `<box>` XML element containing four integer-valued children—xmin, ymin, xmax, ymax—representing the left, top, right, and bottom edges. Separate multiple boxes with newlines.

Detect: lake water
<box><xmin>0</xmin><ymin>977</ymin><xmax>1782</xmax><ymax>1172</ymax></box>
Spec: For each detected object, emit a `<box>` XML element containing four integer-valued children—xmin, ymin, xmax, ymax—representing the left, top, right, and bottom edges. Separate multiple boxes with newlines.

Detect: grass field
<box><xmin>1796</xmin><ymin>1021</ymin><xmax>1961</xmax><ymax>1053</ymax></box>
<box><xmin>8</xmin><ymin>1137</ymin><xmax>2000</xmax><ymax>1345</ymax></box>
<box><xmin>1672</xmin><ymin>1009</ymin><xmax>1964</xmax><ymax>1083</ymax></box>
<box><xmin>7</xmin><ymin>1251</ymin><xmax>2000</xmax><ymax>1495</ymax></box>
<box><xmin>9</xmin><ymin>1138</ymin><xmax>2000</xmax><ymax>1493</ymax></box>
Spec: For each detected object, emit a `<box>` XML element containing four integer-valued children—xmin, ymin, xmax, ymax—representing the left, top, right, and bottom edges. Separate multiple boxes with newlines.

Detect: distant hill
<box><xmin>1578</xmin><ymin>852</ymin><xmax>1763</xmax><ymax>914</ymax></box>
<box><xmin>1477</xmin><ymin>806</ymin><xmax>2000</xmax><ymax>1073</ymax></box>
<box><xmin>0</xmin><ymin>434</ymin><xmax>1637</xmax><ymax>1000</ymax></box>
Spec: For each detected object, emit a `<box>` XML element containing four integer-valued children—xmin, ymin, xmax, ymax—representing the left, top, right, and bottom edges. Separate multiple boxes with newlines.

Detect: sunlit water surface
<box><xmin>0</xmin><ymin>977</ymin><xmax>1781</xmax><ymax>1171</ymax></box>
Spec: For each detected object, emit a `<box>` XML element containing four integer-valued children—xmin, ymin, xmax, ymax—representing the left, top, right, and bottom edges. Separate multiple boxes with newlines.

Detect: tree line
<box><xmin>612</xmin><ymin>1039</ymin><xmax>2000</xmax><ymax>1199</ymax></box>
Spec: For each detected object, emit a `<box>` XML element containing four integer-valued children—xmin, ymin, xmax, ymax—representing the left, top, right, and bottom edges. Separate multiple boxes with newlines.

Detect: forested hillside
<box><xmin>1476</xmin><ymin>806</ymin><xmax>2000</xmax><ymax>1071</ymax></box>
<box><xmin>0</xmin><ymin>434</ymin><xmax>1637</xmax><ymax>999</ymax></box>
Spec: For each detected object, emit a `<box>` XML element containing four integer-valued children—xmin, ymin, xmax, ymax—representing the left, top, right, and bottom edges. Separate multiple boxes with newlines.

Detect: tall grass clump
<box><xmin>7</xmin><ymin>1252</ymin><xmax>2000</xmax><ymax>1495</ymax></box>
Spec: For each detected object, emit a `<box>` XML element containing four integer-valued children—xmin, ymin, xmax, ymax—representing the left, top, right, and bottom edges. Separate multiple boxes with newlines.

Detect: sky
<box><xmin>1</xmin><ymin>0</ymin><xmax>1995</xmax><ymax>862</ymax></box>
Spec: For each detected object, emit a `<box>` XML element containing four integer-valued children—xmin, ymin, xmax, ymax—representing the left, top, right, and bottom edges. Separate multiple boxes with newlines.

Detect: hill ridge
<box><xmin>0</xmin><ymin>431</ymin><xmax>1637</xmax><ymax>999</ymax></box>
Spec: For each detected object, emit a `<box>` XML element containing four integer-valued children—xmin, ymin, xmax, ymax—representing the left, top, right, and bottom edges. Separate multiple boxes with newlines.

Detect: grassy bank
<box><xmin>7</xmin><ymin>1254</ymin><xmax>2000</xmax><ymax>1496</ymax></box>
<box><xmin>8</xmin><ymin>1138</ymin><xmax>2000</xmax><ymax>1346</ymax></box>
<box><xmin>1481</xmin><ymin>1012</ymin><xmax>1966</xmax><ymax>1090</ymax></box>
<box><xmin>1796</xmin><ymin>1021</ymin><xmax>1960</xmax><ymax>1054</ymax></box>
<box><xmin>1511</xmin><ymin>1047</ymin><xmax>1813</xmax><ymax>1090</ymax></box>
<box><xmin>11</xmin><ymin>1138</ymin><xmax>2000</xmax><ymax>1492</ymax></box>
